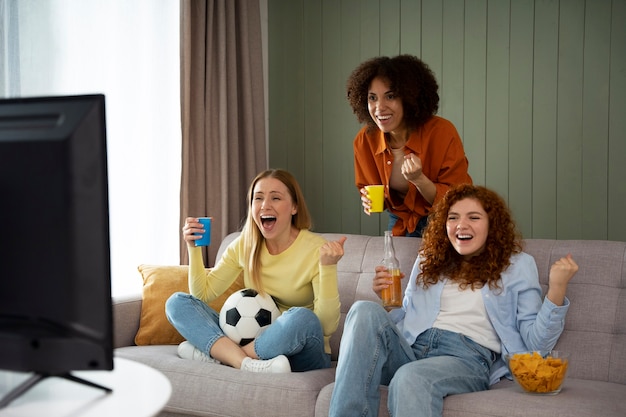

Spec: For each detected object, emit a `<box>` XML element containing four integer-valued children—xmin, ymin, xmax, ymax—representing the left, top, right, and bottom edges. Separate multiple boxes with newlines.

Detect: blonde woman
<box><xmin>166</xmin><ymin>169</ymin><xmax>346</xmax><ymax>373</ymax></box>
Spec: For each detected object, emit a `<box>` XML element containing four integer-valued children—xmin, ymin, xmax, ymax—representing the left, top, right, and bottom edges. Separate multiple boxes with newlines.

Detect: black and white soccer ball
<box><xmin>219</xmin><ymin>288</ymin><xmax>281</xmax><ymax>346</ymax></box>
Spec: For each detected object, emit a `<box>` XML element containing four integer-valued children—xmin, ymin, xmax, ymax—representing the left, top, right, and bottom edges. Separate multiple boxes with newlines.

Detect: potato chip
<box><xmin>508</xmin><ymin>352</ymin><xmax>568</xmax><ymax>393</ymax></box>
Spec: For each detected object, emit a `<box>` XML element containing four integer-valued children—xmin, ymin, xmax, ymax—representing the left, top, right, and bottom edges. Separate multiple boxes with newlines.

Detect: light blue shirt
<box><xmin>389</xmin><ymin>252</ymin><xmax>570</xmax><ymax>384</ymax></box>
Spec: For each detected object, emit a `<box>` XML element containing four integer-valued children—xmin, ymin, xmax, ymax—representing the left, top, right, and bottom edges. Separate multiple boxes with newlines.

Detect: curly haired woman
<box><xmin>347</xmin><ymin>54</ymin><xmax>473</xmax><ymax>236</ymax></box>
<box><xmin>329</xmin><ymin>184</ymin><xmax>578</xmax><ymax>417</ymax></box>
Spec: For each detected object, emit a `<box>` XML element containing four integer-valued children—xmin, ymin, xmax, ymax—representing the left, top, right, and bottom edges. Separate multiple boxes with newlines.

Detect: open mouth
<box><xmin>261</xmin><ymin>215</ymin><xmax>276</xmax><ymax>228</ymax></box>
<box><xmin>456</xmin><ymin>234</ymin><xmax>473</xmax><ymax>241</ymax></box>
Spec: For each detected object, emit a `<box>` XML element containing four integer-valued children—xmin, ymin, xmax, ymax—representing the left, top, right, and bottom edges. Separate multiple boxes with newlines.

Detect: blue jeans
<box><xmin>328</xmin><ymin>301</ymin><xmax>497</xmax><ymax>417</ymax></box>
<box><xmin>388</xmin><ymin>212</ymin><xmax>428</xmax><ymax>237</ymax></box>
<box><xmin>165</xmin><ymin>292</ymin><xmax>331</xmax><ymax>372</ymax></box>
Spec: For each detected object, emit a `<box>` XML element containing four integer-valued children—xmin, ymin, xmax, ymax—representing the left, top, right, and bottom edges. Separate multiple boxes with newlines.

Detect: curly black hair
<box><xmin>346</xmin><ymin>54</ymin><xmax>440</xmax><ymax>130</ymax></box>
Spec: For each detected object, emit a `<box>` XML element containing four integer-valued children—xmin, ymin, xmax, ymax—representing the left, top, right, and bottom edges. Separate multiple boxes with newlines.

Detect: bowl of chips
<box><xmin>504</xmin><ymin>351</ymin><xmax>569</xmax><ymax>395</ymax></box>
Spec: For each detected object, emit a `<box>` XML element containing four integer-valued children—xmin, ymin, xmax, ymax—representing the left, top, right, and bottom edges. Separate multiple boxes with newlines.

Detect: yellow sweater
<box><xmin>188</xmin><ymin>230</ymin><xmax>340</xmax><ymax>354</ymax></box>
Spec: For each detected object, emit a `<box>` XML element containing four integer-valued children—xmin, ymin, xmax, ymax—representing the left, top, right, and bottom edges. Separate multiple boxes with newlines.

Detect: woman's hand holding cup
<box><xmin>361</xmin><ymin>185</ymin><xmax>385</xmax><ymax>215</ymax></box>
<box><xmin>183</xmin><ymin>217</ymin><xmax>211</xmax><ymax>247</ymax></box>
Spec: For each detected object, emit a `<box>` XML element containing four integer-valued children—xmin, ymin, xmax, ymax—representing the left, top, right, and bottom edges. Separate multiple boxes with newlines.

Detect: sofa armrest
<box><xmin>112</xmin><ymin>294</ymin><xmax>142</xmax><ymax>348</ymax></box>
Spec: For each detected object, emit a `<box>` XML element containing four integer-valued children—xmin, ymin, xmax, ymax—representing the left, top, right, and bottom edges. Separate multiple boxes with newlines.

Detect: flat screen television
<box><xmin>0</xmin><ymin>94</ymin><xmax>113</xmax><ymax>406</ymax></box>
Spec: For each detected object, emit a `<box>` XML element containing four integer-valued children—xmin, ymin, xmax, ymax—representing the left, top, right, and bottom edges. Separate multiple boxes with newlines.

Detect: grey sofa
<box><xmin>114</xmin><ymin>232</ymin><xmax>626</xmax><ymax>417</ymax></box>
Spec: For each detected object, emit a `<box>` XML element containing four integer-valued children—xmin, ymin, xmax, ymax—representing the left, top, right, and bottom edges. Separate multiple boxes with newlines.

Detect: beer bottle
<box><xmin>381</xmin><ymin>230</ymin><xmax>402</xmax><ymax>309</ymax></box>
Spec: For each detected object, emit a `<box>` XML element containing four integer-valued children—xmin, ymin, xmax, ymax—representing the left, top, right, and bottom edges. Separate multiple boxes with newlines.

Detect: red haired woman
<box><xmin>329</xmin><ymin>184</ymin><xmax>578</xmax><ymax>417</ymax></box>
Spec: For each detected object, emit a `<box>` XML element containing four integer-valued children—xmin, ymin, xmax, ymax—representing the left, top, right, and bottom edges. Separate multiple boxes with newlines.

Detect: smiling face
<box><xmin>446</xmin><ymin>198</ymin><xmax>489</xmax><ymax>259</ymax></box>
<box><xmin>251</xmin><ymin>177</ymin><xmax>297</xmax><ymax>241</ymax></box>
<box><xmin>367</xmin><ymin>76</ymin><xmax>407</xmax><ymax>136</ymax></box>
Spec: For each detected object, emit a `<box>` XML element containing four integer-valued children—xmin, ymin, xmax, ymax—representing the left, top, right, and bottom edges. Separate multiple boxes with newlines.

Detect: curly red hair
<box><xmin>418</xmin><ymin>184</ymin><xmax>522</xmax><ymax>290</ymax></box>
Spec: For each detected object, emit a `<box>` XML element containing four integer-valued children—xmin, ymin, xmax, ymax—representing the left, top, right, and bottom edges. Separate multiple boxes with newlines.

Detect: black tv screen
<box><xmin>0</xmin><ymin>94</ymin><xmax>113</xmax><ymax>378</ymax></box>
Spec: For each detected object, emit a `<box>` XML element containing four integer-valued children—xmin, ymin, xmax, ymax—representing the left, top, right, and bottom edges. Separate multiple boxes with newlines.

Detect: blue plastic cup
<box><xmin>194</xmin><ymin>217</ymin><xmax>212</xmax><ymax>246</ymax></box>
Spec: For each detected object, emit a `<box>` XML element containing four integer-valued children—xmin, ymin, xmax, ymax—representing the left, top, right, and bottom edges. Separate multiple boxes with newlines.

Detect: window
<box><xmin>3</xmin><ymin>0</ymin><xmax>181</xmax><ymax>297</ymax></box>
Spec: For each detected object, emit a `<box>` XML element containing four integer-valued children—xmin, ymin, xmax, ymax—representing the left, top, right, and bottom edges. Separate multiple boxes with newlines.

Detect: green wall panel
<box><xmin>485</xmin><ymin>0</ymin><xmax>510</xmax><ymax>199</ymax></box>
<box><xmin>399</xmin><ymin>0</ymin><xmax>421</xmax><ymax>54</ymax></box>
<box><xmin>556</xmin><ymin>0</ymin><xmax>585</xmax><ymax>239</ymax></box>
<box><xmin>608</xmin><ymin>0</ymin><xmax>626</xmax><ymax>241</ymax></box>
<box><xmin>303</xmin><ymin>0</ymin><xmax>325</xmax><ymax>232</ymax></box>
<box><xmin>268</xmin><ymin>0</ymin><xmax>626</xmax><ymax>242</ymax></box>
<box><xmin>463</xmin><ymin>0</ymin><xmax>487</xmax><ymax>186</ymax></box>
<box><xmin>531</xmin><ymin>0</ymin><xmax>559</xmax><ymax>238</ymax></box>
<box><xmin>508</xmin><ymin>0</ymin><xmax>534</xmax><ymax>238</ymax></box>
<box><xmin>581</xmin><ymin>0</ymin><xmax>611</xmax><ymax>240</ymax></box>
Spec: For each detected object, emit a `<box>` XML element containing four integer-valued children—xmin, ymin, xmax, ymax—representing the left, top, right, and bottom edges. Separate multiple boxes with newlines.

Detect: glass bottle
<box><xmin>381</xmin><ymin>230</ymin><xmax>402</xmax><ymax>309</ymax></box>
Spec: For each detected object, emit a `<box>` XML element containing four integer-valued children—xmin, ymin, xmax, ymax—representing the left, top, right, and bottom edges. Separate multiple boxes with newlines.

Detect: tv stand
<box><xmin>0</xmin><ymin>358</ymin><xmax>169</xmax><ymax>416</ymax></box>
<box><xmin>0</xmin><ymin>372</ymin><xmax>112</xmax><ymax>408</ymax></box>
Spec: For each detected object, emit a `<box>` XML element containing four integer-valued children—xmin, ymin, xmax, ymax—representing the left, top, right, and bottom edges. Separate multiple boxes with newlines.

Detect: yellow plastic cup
<box><xmin>365</xmin><ymin>185</ymin><xmax>385</xmax><ymax>213</ymax></box>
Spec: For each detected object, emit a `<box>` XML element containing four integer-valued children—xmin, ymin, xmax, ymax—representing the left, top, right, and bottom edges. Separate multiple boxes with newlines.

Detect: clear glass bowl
<box><xmin>503</xmin><ymin>350</ymin><xmax>569</xmax><ymax>395</ymax></box>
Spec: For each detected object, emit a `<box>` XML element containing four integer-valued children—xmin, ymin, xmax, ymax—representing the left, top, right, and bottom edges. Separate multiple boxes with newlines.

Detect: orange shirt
<box><xmin>353</xmin><ymin>116</ymin><xmax>472</xmax><ymax>235</ymax></box>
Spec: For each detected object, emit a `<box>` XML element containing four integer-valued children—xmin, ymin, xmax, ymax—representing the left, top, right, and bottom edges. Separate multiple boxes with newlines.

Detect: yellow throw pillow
<box><xmin>134</xmin><ymin>264</ymin><xmax>244</xmax><ymax>345</ymax></box>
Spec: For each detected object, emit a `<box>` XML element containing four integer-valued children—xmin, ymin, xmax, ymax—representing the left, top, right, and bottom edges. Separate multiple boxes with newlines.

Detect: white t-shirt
<box><xmin>432</xmin><ymin>279</ymin><xmax>501</xmax><ymax>353</ymax></box>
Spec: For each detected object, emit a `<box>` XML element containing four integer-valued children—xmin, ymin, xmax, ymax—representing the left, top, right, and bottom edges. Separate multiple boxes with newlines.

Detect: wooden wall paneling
<box><xmin>421</xmin><ymin>0</ymin><xmax>444</xmax><ymax>79</ymax></box>
<box><xmin>608</xmin><ymin>0</ymin><xmax>626</xmax><ymax>242</ymax></box>
<box><xmin>380</xmin><ymin>0</ymin><xmax>401</xmax><ymax>57</ymax></box>
<box><xmin>484</xmin><ymin>0</ymin><xmax>510</xmax><ymax>198</ymax></box>
<box><xmin>287</xmin><ymin>2</ymin><xmax>307</xmax><ymax>183</ymax></box>
<box><xmin>303</xmin><ymin>0</ymin><xmax>326</xmax><ymax>232</ymax></box>
<box><xmin>440</xmin><ymin>0</ymin><xmax>465</xmax><ymax>136</ymax></box>
<box><xmin>360</xmin><ymin>0</ymin><xmax>381</xmax><ymax>59</ymax></box>
<box><xmin>556</xmin><ymin>0</ymin><xmax>585</xmax><ymax>239</ymax></box>
<box><xmin>508</xmin><ymin>0</ymin><xmax>535</xmax><ymax>238</ymax></box>
<box><xmin>267</xmin><ymin>0</ymin><xmax>288</xmax><ymax>170</ymax></box>
<box><xmin>320</xmin><ymin>0</ymin><xmax>343</xmax><ymax>233</ymax></box>
<box><xmin>463</xmin><ymin>0</ymin><xmax>487</xmax><ymax>186</ymax></box>
<box><xmin>531</xmin><ymin>0</ymin><xmax>559</xmax><ymax>238</ymax></box>
<box><xmin>581</xmin><ymin>0</ymin><xmax>611</xmax><ymax>240</ymax></box>
<box><xmin>268</xmin><ymin>0</ymin><xmax>303</xmax><ymax>172</ymax></box>
<box><xmin>400</xmin><ymin>0</ymin><xmax>421</xmax><ymax>54</ymax></box>
<box><xmin>339</xmin><ymin>0</ymin><xmax>366</xmax><ymax>234</ymax></box>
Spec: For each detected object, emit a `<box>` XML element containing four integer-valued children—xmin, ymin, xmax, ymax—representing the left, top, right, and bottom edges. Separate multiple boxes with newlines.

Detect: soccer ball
<box><xmin>219</xmin><ymin>288</ymin><xmax>281</xmax><ymax>346</ymax></box>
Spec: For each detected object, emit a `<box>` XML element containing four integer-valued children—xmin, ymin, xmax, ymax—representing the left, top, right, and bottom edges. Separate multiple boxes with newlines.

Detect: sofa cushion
<box><xmin>315</xmin><ymin>378</ymin><xmax>626</xmax><ymax>417</ymax></box>
<box><xmin>115</xmin><ymin>345</ymin><xmax>336</xmax><ymax>417</ymax></box>
<box><xmin>134</xmin><ymin>264</ymin><xmax>243</xmax><ymax>345</ymax></box>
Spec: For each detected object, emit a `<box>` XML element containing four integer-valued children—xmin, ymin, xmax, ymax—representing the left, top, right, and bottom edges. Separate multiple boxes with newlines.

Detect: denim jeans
<box><xmin>329</xmin><ymin>301</ymin><xmax>497</xmax><ymax>417</ymax></box>
<box><xmin>165</xmin><ymin>292</ymin><xmax>331</xmax><ymax>371</ymax></box>
<box><xmin>388</xmin><ymin>212</ymin><xmax>428</xmax><ymax>237</ymax></box>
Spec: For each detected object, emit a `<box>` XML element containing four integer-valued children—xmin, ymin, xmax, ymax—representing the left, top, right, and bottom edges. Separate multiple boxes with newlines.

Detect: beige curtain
<box><xmin>180</xmin><ymin>0</ymin><xmax>267</xmax><ymax>266</ymax></box>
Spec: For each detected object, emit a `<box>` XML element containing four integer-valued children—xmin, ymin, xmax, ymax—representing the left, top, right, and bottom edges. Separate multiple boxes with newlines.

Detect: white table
<box><xmin>0</xmin><ymin>357</ymin><xmax>171</xmax><ymax>417</ymax></box>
